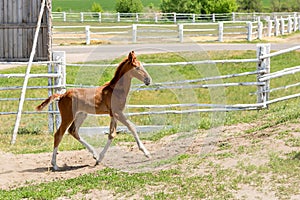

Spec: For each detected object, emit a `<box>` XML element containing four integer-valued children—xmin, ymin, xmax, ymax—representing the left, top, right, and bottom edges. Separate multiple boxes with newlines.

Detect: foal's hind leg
<box><xmin>52</xmin><ymin>118</ymin><xmax>73</xmax><ymax>171</ymax></box>
<box><xmin>68</xmin><ymin>112</ymin><xmax>98</xmax><ymax>159</ymax></box>
<box><xmin>96</xmin><ymin>117</ymin><xmax>117</xmax><ymax>165</ymax></box>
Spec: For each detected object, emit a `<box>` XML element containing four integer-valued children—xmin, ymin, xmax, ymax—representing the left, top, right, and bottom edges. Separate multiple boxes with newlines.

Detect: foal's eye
<box><xmin>135</xmin><ymin>67</ymin><xmax>140</xmax><ymax>70</ymax></box>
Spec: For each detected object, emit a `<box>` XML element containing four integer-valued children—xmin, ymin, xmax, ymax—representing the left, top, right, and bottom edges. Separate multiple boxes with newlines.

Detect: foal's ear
<box><xmin>128</xmin><ymin>51</ymin><xmax>136</xmax><ymax>63</ymax></box>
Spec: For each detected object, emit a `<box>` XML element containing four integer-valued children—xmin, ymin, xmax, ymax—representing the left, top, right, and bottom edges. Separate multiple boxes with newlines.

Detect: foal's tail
<box><xmin>36</xmin><ymin>94</ymin><xmax>62</xmax><ymax>111</ymax></box>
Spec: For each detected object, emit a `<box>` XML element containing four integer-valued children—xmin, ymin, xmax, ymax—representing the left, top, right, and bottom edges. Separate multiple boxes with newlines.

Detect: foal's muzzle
<box><xmin>144</xmin><ymin>77</ymin><xmax>151</xmax><ymax>86</ymax></box>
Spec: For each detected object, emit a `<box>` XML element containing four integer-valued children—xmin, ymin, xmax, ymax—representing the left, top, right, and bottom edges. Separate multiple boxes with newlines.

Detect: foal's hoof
<box><xmin>95</xmin><ymin>160</ymin><xmax>101</xmax><ymax>166</ymax></box>
<box><xmin>93</xmin><ymin>155</ymin><xmax>98</xmax><ymax>160</ymax></box>
<box><xmin>52</xmin><ymin>165</ymin><xmax>59</xmax><ymax>171</ymax></box>
<box><xmin>145</xmin><ymin>153</ymin><xmax>152</xmax><ymax>159</ymax></box>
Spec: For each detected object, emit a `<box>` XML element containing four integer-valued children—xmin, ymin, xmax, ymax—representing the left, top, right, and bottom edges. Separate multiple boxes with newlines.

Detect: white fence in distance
<box><xmin>52</xmin><ymin>11</ymin><xmax>300</xmax><ymax>23</ymax></box>
<box><xmin>53</xmin><ymin>16</ymin><xmax>300</xmax><ymax>44</ymax></box>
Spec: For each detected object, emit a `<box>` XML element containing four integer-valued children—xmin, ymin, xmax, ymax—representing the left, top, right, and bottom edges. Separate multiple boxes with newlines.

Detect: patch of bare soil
<box><xmin>0</xmin><ymin>150</ymin><xmax>104</xmax><ymax>190</ymax></box>
<box><xmin>0</xmin><ymin>130</ymin><xmax>197</xmax><ymax>190</ymax></box>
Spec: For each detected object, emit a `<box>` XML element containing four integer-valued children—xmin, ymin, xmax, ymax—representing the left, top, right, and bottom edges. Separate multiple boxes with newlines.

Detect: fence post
<box><xmin>253</xmin><ymin>12</ymin><xmax>256</xmax><ymax>21</ymax></box>
<box><xmin>299</xmin><ymin>17</ymin><xmax>300</xmax><ymax>31</ymax></box>
<box><xmin>52</xmin><ymin>51</ymin><xmax>66</xmax><ymax>130</ymax></box>
<box><xmin>212</xmin><ymin>13</ymin><xmax>215</xmax><ymax>22</ymax></box>
<box><xmin>280</xmin><ymin>17</ymin><xmax>285</xmax><ymax>35</ymax></box>
<box><xmin>258</xmin><ymin>21</ymin><xmax>263</xmax><ymax>40</ymax></box>
<box><xmin>192</xmin><ymin>14</ymin><xmax>195</xmax><ymax>23</ymax></box>
<box><xmin>267</xmin><ymin>20</ymin><xmax>272</xmax><ymax>37</ymax></box>
<box><xmin>47</xmin><ymin>63</ymin><xmax>54</xmax><ymax>133</ymax></box>
<box><xmin>232</xmin><ymin>12</ymin><xmax>235</xmax><ymax>21</ymax></box>
<box><xmin>173</xmin><ymin>12</ymin><xmax>176</xmax><ymax>23</ymax></box>
<box><xmin>247</xmin><ymin>22</ymin><xmax>253</xmax><ymax>41</ymax></box>
<box><xmin>80</xmin><ymin>12</ymin><xmax>84</xmax><ymax>23</ymax></box>
<box><xmin>274</xmin><ymin>17</ymin><xmax>279</xmax><ymax>36</ymax></box>
<box><xmin>85</xmin><ymin>26</ymin><xmax>90</xmax><ymax>45</ymax></box>
<box><xmin>98</xmin><ymin>12</ymin><xmax>102</xmax><ymax>23</ymax></box>
<box><xmin>117</xmin><ymin>12</ymin><xmax>120</xmax><ymax>22</ymax></box>
<box><xmin>63</xmin><ymin>12</ymin><xmax>66</xmax><ymax>22</ymax></box>
<box><xmin>218</xmin><ymin>22</ymin><xmax>223</xmax><ymax>42</ymax></box>
<box><xmin>288</xmin><ymin>16</ymin><xmax>292</xmax><ymax>33</ymax></box>
<box><xmin>132</xmin><ymin>24</ymin><xmax>137</xmax><ymax>43</ymax></box>
<box><xmin>293</xmin><ymin>13</ymin><xmax>297</xmax><ymax>31</ymax></box>
<box><xmin>256</xmin><ymin>44</ymin><xmax>271</xmax><ymax>108</ymax></box>
<box><xmin>136</xmin><ymin>13</ymin><xmax>139</xmax><ymax>22</ymax></box>
<box><xmin>155</xmin><ymin>13</ymin><xmax>158</xmax><ymax>23</ymax></box>
<box><xmin>178</xmin><ymin>24</ymin><xmax>184</xmax><ymax>43</ymax></box>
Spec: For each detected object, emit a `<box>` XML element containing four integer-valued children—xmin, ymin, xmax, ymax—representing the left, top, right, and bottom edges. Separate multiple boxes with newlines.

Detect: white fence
<box><xmin>0</xmin><ymin>52</ymin><xmax>66</xmax><ymax>137</ymax></box>
<box><xmin>1</xmin><ymin>45</ymin><xmax>300</xmax><ymax>140</ymax></box>
<box><xmin>66</xmin><ymin>44</ymin><xmax>300</xmax><ymax>113</ymax></box>
<box><xmin>53</xmin><ymin>16</ymin><xmax>300</xmax><ymax>44</ymax></box>
<box><xmin>52</xmin><ymin>12</ymin><xmax>300</xmax><ymax>23</ymax></box>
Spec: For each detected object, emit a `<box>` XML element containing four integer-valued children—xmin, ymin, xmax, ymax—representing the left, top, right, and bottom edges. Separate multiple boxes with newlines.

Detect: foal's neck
<box><xmin>110</xmin><ymin>73</ymin><xmax>132</xmax><ymax>98</ymax></box>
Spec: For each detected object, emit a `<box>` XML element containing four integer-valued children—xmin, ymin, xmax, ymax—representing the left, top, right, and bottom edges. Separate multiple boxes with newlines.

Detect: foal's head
<box><xmin>120</xmin><ymin>51</ymin><xmax>152</xmax><ymax>86</ymax></box>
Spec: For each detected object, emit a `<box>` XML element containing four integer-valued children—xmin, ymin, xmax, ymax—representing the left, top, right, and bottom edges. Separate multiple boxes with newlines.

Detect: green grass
<box><xmin>52</xmin><ymin>0</ymin><xmax>161</xmax><ymax>12</ymax></box>
<box><xmin>1</xmin><ymin>50</ymin><xmax>300</xmax><ymax>152</ymax></box>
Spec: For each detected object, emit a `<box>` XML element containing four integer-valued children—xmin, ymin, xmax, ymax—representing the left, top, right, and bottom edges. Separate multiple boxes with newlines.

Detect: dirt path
<box><xmin>0</xmin><ymin>150</ymin><xmax>104</xmax><ymax>190</ymax></box>
<box><xmin>0</xmin><ymin>131</ymin><xmax>198</xmax><ymax>190</ymax></box>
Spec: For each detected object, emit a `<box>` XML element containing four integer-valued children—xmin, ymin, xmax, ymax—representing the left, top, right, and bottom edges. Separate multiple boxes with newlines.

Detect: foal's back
<box><xmin>58</xmin><ymin>86</ymin><xmax>112</xmax><ymax>116</ymax></box>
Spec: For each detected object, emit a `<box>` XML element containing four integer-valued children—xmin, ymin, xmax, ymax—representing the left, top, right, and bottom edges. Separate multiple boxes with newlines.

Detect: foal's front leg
<box><xmin>115</xmin><ymin>112</ymin><xmax>151</xmax><ymax>158</ymax></box>
<box><xmin>96</xmin><ymin>117</ymin><xmax>117</xmax><ymax>165</ymax></box>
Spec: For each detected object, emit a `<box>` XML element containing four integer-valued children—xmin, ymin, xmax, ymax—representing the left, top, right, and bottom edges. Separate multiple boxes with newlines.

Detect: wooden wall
<box><xmin>0</xmin><ymin>0</ymin><xmax>51</xmax><ymax>62</ymax></box>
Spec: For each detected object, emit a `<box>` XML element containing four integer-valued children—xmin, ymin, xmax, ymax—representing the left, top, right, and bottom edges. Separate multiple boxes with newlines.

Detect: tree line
<box><xmin>90</xmin><ymin>0</ymin><xmax>300</xmax><ymax>13</ymax></box>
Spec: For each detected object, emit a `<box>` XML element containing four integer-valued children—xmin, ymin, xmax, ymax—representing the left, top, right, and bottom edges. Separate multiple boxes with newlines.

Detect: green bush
<box><xmin>56</xmin><ymin>7</ymin><xmax>62</xmax><ymax>12</ymax></box>
<box><xmin>160</xmin><ymin>0</ymin><xmax>237</xmax><ymax>14</ymax></box>
<box><xmin>115</xmin><ymin>0</ymin><xmax>144</xmax><ymax>13</ymax></box>
<box><xmin>91</xmin><ymin>2</ymin><xmax>103</xmax><ymax>12</ymax></box>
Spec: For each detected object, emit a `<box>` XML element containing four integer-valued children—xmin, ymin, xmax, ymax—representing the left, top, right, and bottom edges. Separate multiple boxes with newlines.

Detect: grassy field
<box><xmin>52</xmin><ymin>0</ymin><xmax>161</xmax><ymax>12</ymax></box>
<box><xmin>1</xmin><ymin>50</ymin><xmax>300</xmax><ymax>199</ymax></box>
<box><xmin>52</xmin><ymin>0</ymin><xmax>272</xmax><ymax>12</ymax></box>
<box><xmin>1</xmin><ymin>50</ymin><xmax>300</xmax><ymax>146</ymax></box>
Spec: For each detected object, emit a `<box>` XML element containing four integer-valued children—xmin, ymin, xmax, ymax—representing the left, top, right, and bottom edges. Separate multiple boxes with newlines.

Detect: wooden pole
<box><xmin>218</xmin><ymin>22</ymin><xmax>223</xmax><ymax>42</ymax></box>
<box><xmin>256</xmin><ymin>44</ymin><xmax>271</xmax><ymax>108</ymax></box>
<box><xmin>48</xmin><ymin>62</ymin><xmax>54</xmax><ymax>133</ymax></box>
<box><xmin>46</xmin><ymin>0</ymin><xmax>52</xmax><ymax>62</ymax></box>
<box><xmin>258</xmin><ymin>21</ymin><xmax>263</xmax><ymax>40</ymax></box>
<box><xmin>46</xmin><ymin>0</ymin><xmax>54</xmax><ymax>133</ymax></box>
<box><xmin>280</xmin><ymin>17</ymin><xmax>285</xmax><ymax>35</ymax></box>
<box><xmin>267</xmin><ymin>20</ymin><xmax>272</xmax><ymax>37</ymax></box>
<box><xmin>178</xmin><ymin>24</ymin><xmax>184</xmax><ymax>43</ymax></box>
<box><xmin>85</xmin><ymin>25</ymin><xmax>90</xmax><ymax>45</ymax></box>
<box><xmin>53</xmin><ymin>51</ymin><xmax>66</xmax><ymax>130</ymax></box>
<box><xmin>275</xmin><ymin>17</ymin><xmax>279</xmax><ymax>36</ymax></box>
<box><xmin>11</xmin><ymin>0</ymin><xmax>47</xmax><ymax>144</ymax></box>
<box><xmin>247</xmin><ymin>22</ymin><xmax>253</xmax><ymax>41</ymax></box>
<box><xmin>132</xmin><ymin>24</ymin><xmax>137</xmax><ymax>43</ymax></box>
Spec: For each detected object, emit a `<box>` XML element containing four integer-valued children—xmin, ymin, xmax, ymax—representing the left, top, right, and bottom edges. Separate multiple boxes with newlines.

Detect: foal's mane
<box><xmin>105</xmin><ymin>58</ymin><xmax>129</xmax><ymax>88</ymax></box>
<box><xmin>104</xmin><ymin>51</ymin><xmax>136</xmax><ymax>88</ymax></box>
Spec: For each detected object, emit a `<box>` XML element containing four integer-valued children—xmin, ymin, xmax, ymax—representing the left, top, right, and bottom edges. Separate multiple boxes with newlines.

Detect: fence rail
<box><xmin>53</xmin><ymin>16</ymin><xmax>300</xmax><ymax>44</ymax></box>
<box><xmin>1</xmin><ymin>45</ymin><xmax>300</xmax><ymax>135</ymax></box>
<box><xmin>52</xmin><ymin>12</ymin><xmax>300</xmax><ymax>23</ymax></box>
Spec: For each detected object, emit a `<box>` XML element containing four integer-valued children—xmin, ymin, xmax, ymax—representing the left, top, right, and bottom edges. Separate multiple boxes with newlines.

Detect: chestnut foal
<box><xmin>36</xmin><ymin>51</ymin><xmax>152</xmax><ymax>171</ymax></box>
